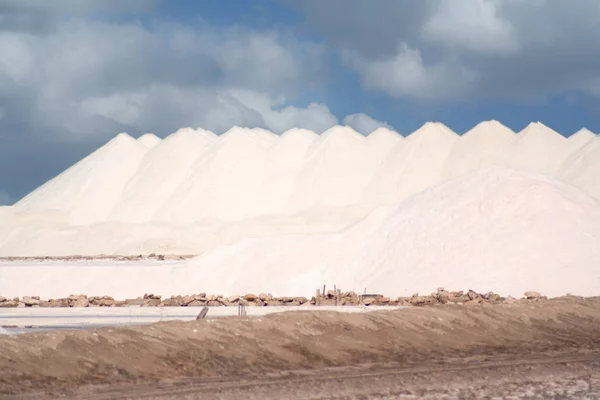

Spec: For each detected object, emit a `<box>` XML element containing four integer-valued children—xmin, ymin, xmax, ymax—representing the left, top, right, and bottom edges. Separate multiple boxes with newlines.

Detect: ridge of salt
<box><xmin>108</xmin><ymin>128</ymin><xmax>214</xmax><ymax>223</ymax></box>
<box><xmin>568</xmin><ymin>128</ymin><xmax>596</xmax><ymax>149</ymax></box>
<box><xmin>443</xmin><ymin>120</ymin><xmax>516</xmax><ymax>179</ymax></box>
<box><xmin>366</xmin><ymin>127</ymin><xmax>403</xmax><ymax>141</ymax></box>
<box><xmin>183</xmin><ymin>166</ymin><xmax>600</xmax><ymax>298</ymax></box>
<box><xmin>283</xmin><ymin>126</ymin><xmax>369</xmax><ymax>212</ymax></box>
<box><xmin>362</xmin><ymin>121</ymin><xmax>458</xmax><ymax>204</ymax></box>
<box><xmin>154</xmin><ymin>126</ymin><xmax>274</xmax><ymax>223</ymax></box>
<box><xmin>253</xmin><ymin>129</ymin><xmax>319</xmax><ymax>216</ymax></box>
<box><xmin>195</xmin><ymin>128</ymin><xmax>218</xmax><ymax>141</ymax></box>
<box><xmin>16</xmin><ymin>133</ymin><xmax>148</xmax><ymax>225</ymax></box>
<box><xmin>493</xmin><ymin>122</ymin><xmax>569</xmax><ymax>176</ymax></box>
<box><xmin>558</xmin><ymin>136</ymin><xmax>600</xmax><ymax>199</ymax></box>
<box><xmin>137</xmin><ymin>133</ymin><xmax>161</xmax><ymax>148</ymax></box>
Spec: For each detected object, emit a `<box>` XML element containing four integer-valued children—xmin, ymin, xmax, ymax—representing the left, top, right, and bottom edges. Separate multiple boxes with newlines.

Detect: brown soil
<box><xmin>1</xmin><ymin>296</ymin><xmax>600</xmax><ymax>398</ymax></box>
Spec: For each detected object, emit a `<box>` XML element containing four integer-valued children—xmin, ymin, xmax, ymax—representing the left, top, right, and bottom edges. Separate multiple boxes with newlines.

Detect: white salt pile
<box><xmin>174</xmin><ymin>166</ymin><xmax>600</xmax><ymax>298</ymax></box>
<box><xmin>559</xmin><ymin>135</ymin><xmax>600</xmax><ymax>200</ymax></box>
<box><xmin>442</xmin><ymin>120</ymin><xmax>515</xmax><ymax>180</ymax></box>
<box><xmin>14</xmin><ymin>133</ymin><xmax>148</xmax><ymax>225</ymax></box>
<box><xmin>253</xmin><ymin>128</ymin><xmax>318</xmax><ymax>216</ymax></box>
<box><xmin>1</xmin><ymin>120</ymin><xmax>599</xmax><ymax>261</ymax></box>
<box><xmin>109</xmin><ymin>128</ymin><xmax>215</xmax><ymax>223</ymax></box>
<box><xmin>137</xmin><ymin>133</ymin><xmax>161</xmax><ymax>148</ymax></box>
<box><xmin>154</xmin><ymin>127</ymin><xmax>278</xmax><ymax>223</ymax></box>
<box><xmin>493</xmin><ymin>122</ymin><xmax>573</xmax><ymax>176</ymax></box>
<box><xmin>3</xmin><ymin>167</ymin><xmax>598</xmax><ymax>299</ymax></box>
<box><xmin>362</xmin><ymin>122</ymin><xmax>457</xmax><ymax>205</ymax></box>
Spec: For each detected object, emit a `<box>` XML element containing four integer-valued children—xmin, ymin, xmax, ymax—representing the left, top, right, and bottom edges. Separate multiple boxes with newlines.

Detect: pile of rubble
<box><xmin>0</xmin><ymin>289</ymin><xmax>550</xmax><ymax>308</ymax></box>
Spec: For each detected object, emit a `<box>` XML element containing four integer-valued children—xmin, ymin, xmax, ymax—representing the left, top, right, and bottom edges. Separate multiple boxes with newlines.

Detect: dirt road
<box><xmin>1</xmin><ymin>296</ymin><xmax>600</xmax><ymax>398</ymax></box>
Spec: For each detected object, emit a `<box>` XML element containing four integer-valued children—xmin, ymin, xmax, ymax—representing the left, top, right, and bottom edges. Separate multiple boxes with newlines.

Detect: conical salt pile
<box><xmin>137</xmin><ymin>133</ymin><xmax>161</xmax><ymax>148</ymax></box>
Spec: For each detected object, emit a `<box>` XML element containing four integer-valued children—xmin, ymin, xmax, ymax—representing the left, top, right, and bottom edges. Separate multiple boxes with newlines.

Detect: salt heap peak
<box><xmin>108</xmin><ymin>128</ymin><xmax>215</xmax><ymax>224</ymax></box>
<box><xmin>283</xmin><ymin>126</ymin><xmax>370</xmax><ymax>212</ymax></box>
<box><xmin>362</xmin><ymin>122</ymin><xmax>458</xmax><ymax>205</ymax></box>
<box><xmin>558</xmin><ymin>135</ymin><xmax>600</xmax><ymax>200</ymax></box>
<box><xmin>492</xmin><ymin>122</ymin><xmax>570</xmax><ymax>176</ymax></box>
<box><xmin>254</xmin><ymin>129</ymin><xmax>319</xmax><ymax>216</ymax></box>
<box><xmin>251</xmin><ymin>127</ymin><xmax>280</xmax><ymax>144</ymax></box>
<box><xmin>443</xmin><ymin>120</ymin><xmax>516</xmax><ymax>180</ymax></box>
<box><xmin>154</xmin><ymin>126</ymin><xmax>275</xmax><ymax>223</ymax></box>
<box><xmin>185</xmin><ymin>166</ymin><xmax>600</xmax><ymax>298</ymax></box>
<box><xmin>137</xmin><ymin>133</ymin><xmax>161</xmax><ymax>149</ymax></box>
<box><xmin>366</xmin><ymin>127</ymin><xmax>403</xmax><ymax>141</ymax></box>
<box><xmin>195</xmin><ymin>128</ymin><xmax>218</xmax><ymax>141</ymax></box>
<box><xmin>15</xmin><ymin>133</ymin><xmax>148</xmax><ymax>225</ymax></box>
<box><xmin>568</xmin><ymin>128</ymin><xmax>596</xmax><ymax>148</ymax></box>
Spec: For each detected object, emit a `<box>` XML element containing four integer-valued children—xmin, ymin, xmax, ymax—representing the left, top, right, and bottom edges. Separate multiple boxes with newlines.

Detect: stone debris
<box><xmin>0</xmin><ymin>290</ymin><xmax>550</xmax><ymax>308</ymax></box>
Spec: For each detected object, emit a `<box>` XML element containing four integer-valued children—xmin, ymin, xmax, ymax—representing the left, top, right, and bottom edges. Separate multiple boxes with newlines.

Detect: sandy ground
<box><xmin>1</xmin><ymin>296</ymin><xmax>600</xmax><ymax>399</ymax></box>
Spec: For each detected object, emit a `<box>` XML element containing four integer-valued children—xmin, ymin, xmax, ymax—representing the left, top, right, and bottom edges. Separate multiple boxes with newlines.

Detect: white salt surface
<box><xmin>493</xmin><ymin>122</ymin><xmax>572</xmax><ymax>176</ymax></box>
<box><xmin>4</xmin><ymin>167</ymin><xmax>598</xmax><ymax>299</ymax></box>
<box><xmin>253</xmin><ymin>128</ymin><xmax>318</xmax><ymax>216</ymax></box>
<box><xmin>154</xmin><ymin>127</ymin><xmax>278</xmax><ymax>223</ymax></box>
<box><xmin>137</xmin><ymin>133</ymin><xmax>161</xmax><ymax>148</ymax></box>
<box><xmin>109</xmin><ymin>128</ymin><xmax>214</xmax><ymax>223</ymax></box>
<box><xmin>283</xmin><ymin>126</ymin><xmax>370</xmax><ymax>213</ymax></box>
<box><xmin>443</xmin><ymin>120</ymin><xmax>515</xmax><ymax>180</ymax></box>
<box><xmin>14</xmin><ymin>133</ymin><xmax>148</xmax><ymax>225</ymax></box>
<box><xmin>363</xmin><ymin>122</ymin><xmax>457</xmax><ymax>205</ymax></box>
<box><xmin>558</xmin><ymin>136</ymin><xmax>600</xmax><ymax>200</ymax></box>
<box><xmin>2</xmin><ymin>120</ymin><xmax>600</xmax><ymax>264</ymax></box>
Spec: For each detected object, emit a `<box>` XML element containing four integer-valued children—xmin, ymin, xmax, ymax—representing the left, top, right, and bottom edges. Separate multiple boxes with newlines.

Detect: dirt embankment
<box><xmin>1</xmin><ymin>296</ymin><xmax>600</xmax><ymax>396</ymax></box>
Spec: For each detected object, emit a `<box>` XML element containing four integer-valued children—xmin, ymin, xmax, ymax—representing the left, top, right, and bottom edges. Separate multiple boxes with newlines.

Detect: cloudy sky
<box><xmin>1</xmin><ymin>0</ymin><xmax>599</xmax><ymax>204</ymax></box>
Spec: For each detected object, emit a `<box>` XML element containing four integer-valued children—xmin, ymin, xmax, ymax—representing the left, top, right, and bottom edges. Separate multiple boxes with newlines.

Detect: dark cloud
<box><xmin>284</xmin><ymin>0</ymin><xmax>600</xmax><ymax>102</ymax></box>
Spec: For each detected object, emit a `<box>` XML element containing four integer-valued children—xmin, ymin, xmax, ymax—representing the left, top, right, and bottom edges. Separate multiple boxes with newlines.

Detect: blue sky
<box><xmin>1</xmin><ymin>0</ymin><xmax>600</xmax><ymax>204</ymax></box>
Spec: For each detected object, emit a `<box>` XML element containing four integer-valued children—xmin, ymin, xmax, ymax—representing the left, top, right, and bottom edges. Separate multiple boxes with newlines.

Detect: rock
<box><xmin>22</xmin><ymin>296</ymin><xmax>40</xmax><ymax>306</ymax></box>
<box><xmin>186</xmin><ymin>299</ymin><xmax>205</xmax><ymax>307</ymax></box>
<box><xmin>0</xmin><ymin>296</ymin><xmax>6</xmax><ymax>302</ymax></box>
<box><xmin>193</xmin><ymin>294</ymin><xmax>207</xmax><ymax>301</ymax></box>
<box><xmin>161</xmin><ymin>298</ymin><xmax>181</xmax><ymax>307</ymax></box>
<box><xmin>362</xmin><ymin>297</ymin><xmax>375</xmax><ymax>306</ymax></box>
<box><xmin>125</xmin><ymin>298</ymin><xmax>148</xmax><ymax>306</ymax></box>
<box><xmin>207</xmin><ymin>300</ymin><xmax>222</xmax><ymax>307</ymax></box>
<box><xmin>0</xmin><ymin>300</ymin><xmax>19</xmax><ymax>308</ymax></box>
<box><xmin>505</xmin><ymin>296</ymin><xmax>517</xmax><ymax>304</ymax></box>
<box><xmin>467</xmin><ymin>290</ymin><xmax>479</xmax><ymax>300</ymax></box>
<box><xmin>487</xmin><ymin>293</ymin><xmax>502</xmax><ymax>303</ymax></box>
<box><xmin>207</xmin><ymin>295</ymin><xmax>217</xmax><ymax>302</ymax></box>
<box><xmin>243</xmin><ymin>293</ymin><xmax>258</xmax><ymax>302</ymax></box>
<box><xmin>436</xmin><ymin>289</ymin><xmax>450</xmax><ymax>304</ymax></box>
<box><xmin>31</xmin><ymin>296</ymin><xmax>40</xmax><ymax>300</ymax></box>
<box><xmin>181</xmin><ymin>296</ymin><xmax>194</xmax><ymax>306</ymax></box>
<box><xmin>142</xmin><ymin>298</ymin><xmax>161</xmax><ymax>307</ymax></box>
<box><xmin>258</xmin><ymin>293</ymin><xmax>272</xmax><ymax>301</ymax></box>
<box><xmin>71</xmin><ymin>297</ymin><xmax>89</xmax><ymax>308</ymax></box>
<box><xmin>68</xmin><ymin>294</ymin><xmax>87</xmax><ymax>302</ymax></box>
<box><xmin>410</xmin><ymin>296</ymin><xmax>438</xmax><ymax>306</ymax></box>
<box><xmin>377</xmin><ymin>297</ymin><xmax>391</xmax><ymax>304</ymax></box>
<box><xmin>524</xmin><ymin>291</ymin><xmax>542</xmax><ymax>299</ymax></box>
<box><xmin>218</xmin><ymin>298</ymin><xmax>231</xmax><ymax>306</ymax></box>
<box><xmin>228</xmin><ymin>295</ymin><xmax>240</xmax><ymax>303</ymax></box>
<box><xmin>43</xmin><ymin>299</ymin><xmax>69</xmax><ymax>307</ymax></box>
<box><xmin>294</xmin><ymin>297</ymin><xmax>309</xmax><ymax>304</ymax></box>
<box><xmin>464</xmin><ymin>298</ymin><xmax>483</xmax><ymax>305</ymax></box>
<box><xmin>266</xmin><ymin>300</ymin><xmax>282</xmax><ymax>306</ymax></box>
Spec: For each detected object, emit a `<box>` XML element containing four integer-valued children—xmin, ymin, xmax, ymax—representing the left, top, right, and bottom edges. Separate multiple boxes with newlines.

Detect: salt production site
<box><xmin>1</xmin><ymin>121</ymin><xmax>600</xmax><ymax>398</ymax></box>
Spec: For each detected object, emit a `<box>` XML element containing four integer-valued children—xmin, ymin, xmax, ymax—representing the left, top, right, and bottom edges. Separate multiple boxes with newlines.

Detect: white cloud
<box><xmin>422</xmin><ymin>0</ymin><xmax>518</xmax><ymax>55</ymax></box>
<box><xmin>346</xmin><ymin>42</ymin><xmax>478</xmax><ymax>100</ymax></box>
<box><xmin>342</xmin><ymin>113</ymin><xmax>395</xmax><ymax>135</ymax></box>
<box><xmin>229</xmin><ymin>90</ymin><xmax>338</xmax><ymax>134</ymax></box>
<box><xmin>0</xmin><ymin>18</ymin><xmax>327</xmax><ymax>138</ymax></box>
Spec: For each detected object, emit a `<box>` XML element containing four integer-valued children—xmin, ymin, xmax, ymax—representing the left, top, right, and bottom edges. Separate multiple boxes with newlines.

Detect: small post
<box><xmin>196</xmin><ymin>306</ymin><xmax>209</xmax><ymax>320</ymax></box>
<box><xmin>316</xmin><ymin>289</ymin><xmax>321</xmax><ymax>306</ymax></box>
<box><xmin>322</xmin><ymin>284</ymin><xmax>326</xmax><ymax>297</ymax></box>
